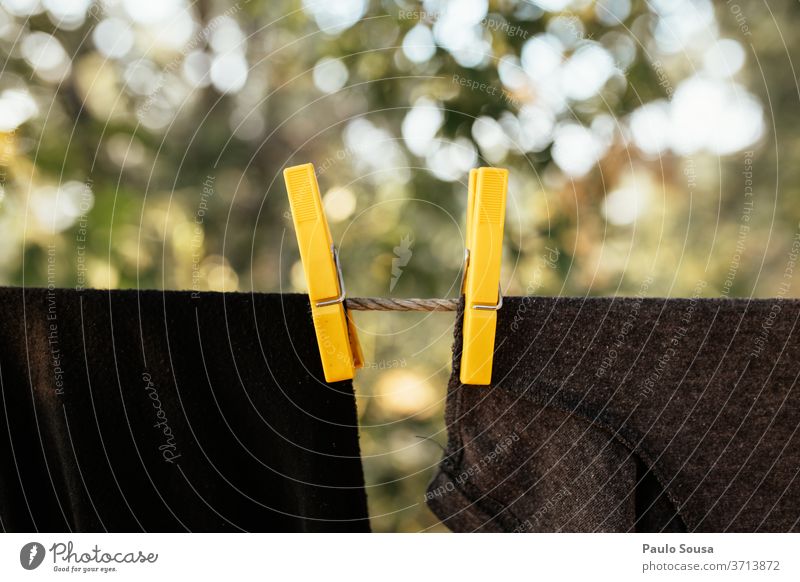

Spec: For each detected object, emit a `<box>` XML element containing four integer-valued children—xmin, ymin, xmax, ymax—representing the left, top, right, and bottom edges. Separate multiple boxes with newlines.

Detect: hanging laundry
<box><xmin>428</xmin><ymin>296</ymin><xmax>800</xmax><ymax>532</ymax></box>
<box><xmin>0</xmin><ymin>287</ymin><xmax>370</xmax><ymax>532</ymax></box>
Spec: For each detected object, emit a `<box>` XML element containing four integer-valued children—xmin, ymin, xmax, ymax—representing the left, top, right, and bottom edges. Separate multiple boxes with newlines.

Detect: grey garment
<box><xmin>427</xmin><ymin>296</ymin><xmax>800</xmax><ymax>532</ymax></box>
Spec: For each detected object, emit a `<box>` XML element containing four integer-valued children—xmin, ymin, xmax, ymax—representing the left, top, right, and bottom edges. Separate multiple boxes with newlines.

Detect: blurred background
<box><xmin>0</xmin><ymin>0</ymin><xmax>797</xmax><ymax>531</ymax></box>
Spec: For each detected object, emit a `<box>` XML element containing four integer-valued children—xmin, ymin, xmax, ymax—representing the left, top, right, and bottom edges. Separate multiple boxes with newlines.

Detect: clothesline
<box><xmin>345</xmin><ymin>297</ymin><xmax>458</xmax><ymax>311</ymax></box>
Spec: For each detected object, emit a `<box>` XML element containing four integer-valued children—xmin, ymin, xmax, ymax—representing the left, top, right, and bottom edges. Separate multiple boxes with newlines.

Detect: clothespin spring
<box><xmin>316</xmin><ymin>245</ymin><xmax>346</xmax><ymax>307</ymax></box>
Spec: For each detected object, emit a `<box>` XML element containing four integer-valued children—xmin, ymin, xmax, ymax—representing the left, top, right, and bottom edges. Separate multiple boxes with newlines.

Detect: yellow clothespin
<box><xmin>284</xmin><ymin>163</ymin><xmax>363</xmax><ymax>382</ymax></box>
<box><xmin>460</xmin><ymin>167</ymin><xmax>508</xmax><ymax>385</ymax></box>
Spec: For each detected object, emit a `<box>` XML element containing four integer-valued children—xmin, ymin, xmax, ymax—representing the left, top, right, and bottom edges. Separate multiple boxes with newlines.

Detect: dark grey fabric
<box><xmin>428</xmin><ymin>296</ymin><xmax>800</xmax><ymax>532</ymax></box>
<box><xmin>0</xmin><ymin>287</ymin><xmax>370</xmax><ymax>532</ymax></box>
